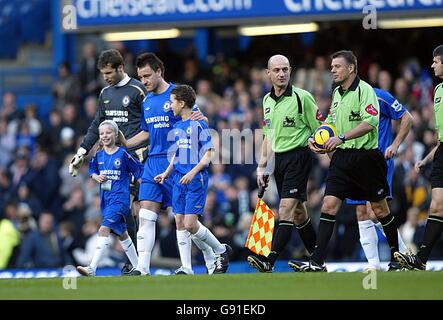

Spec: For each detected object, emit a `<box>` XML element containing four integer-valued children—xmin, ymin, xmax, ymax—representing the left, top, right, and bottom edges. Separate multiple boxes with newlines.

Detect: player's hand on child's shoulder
<box><xmin>190</xmin><ymin>110</ymin><xmax>205</xmax><ymax>121</ymax></box>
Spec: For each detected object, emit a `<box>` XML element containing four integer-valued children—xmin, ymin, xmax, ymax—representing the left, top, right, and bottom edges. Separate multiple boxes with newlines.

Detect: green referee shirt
<box><xmin>262</xmin><ymin>85</ymin><xmax>322</xmax><ymax>153</ymax></box>
<box><xmin>434</xmin><ymin>83</ymin><xmax>443</xmax><ymax>142</ymax></box>
<box><xmin>326</xmin><ymin>76</ymin><xmax>379</xmax><ymax>150</ymax></box>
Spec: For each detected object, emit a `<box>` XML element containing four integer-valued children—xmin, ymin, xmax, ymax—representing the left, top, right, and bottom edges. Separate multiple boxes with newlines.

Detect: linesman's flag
<box><xmin>245</xmin><ymin>191</ymin><xmax>275</xmax><ymax>257</ymax></box>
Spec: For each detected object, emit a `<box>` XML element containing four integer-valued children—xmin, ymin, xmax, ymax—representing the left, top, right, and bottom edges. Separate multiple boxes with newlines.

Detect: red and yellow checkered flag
<box><xmin>245</xmin><ymin>197</ymin><xmax>275</xmax><ymax>257</ymax></box>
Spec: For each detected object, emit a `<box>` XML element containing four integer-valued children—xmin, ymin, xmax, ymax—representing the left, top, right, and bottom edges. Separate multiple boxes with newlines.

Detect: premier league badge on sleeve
<box><xmin>122</xmin><ymin>96</ymin><xmax>130</xmax><ymax>107</ymax></box>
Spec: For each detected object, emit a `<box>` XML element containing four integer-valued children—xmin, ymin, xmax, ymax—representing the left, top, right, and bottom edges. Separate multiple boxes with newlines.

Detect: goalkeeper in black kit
<box><xmin>69</xmin><ymin>49</ymin><xmax>147</xmax><ymax>273</ymax></box>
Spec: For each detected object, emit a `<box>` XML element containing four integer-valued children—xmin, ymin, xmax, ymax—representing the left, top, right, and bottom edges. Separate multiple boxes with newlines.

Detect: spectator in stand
<box><xmin>22</xmin><ymin>104</ymin><xmax>42</xmax><ymax>138</ymax></box>
<box><xmin>78</xmin><ymin>42</ymin><xmax>100</xmax><ymax>98</ymax></box>
<box><xmin>16</xmin><ymin>211</ymin><xmax>69</xmax><ymax>268</ymax></box>
<box><xmin>83</xmin><ymin>95</ymin><xmax>98</xmax><ymax>125</ymax></box>
<box><xmin>378</xmin><ymin>70</ymin><xmax>392</xmax><ymax>92</ymax></box>
<box><xmin>53</xmin><ymin>62</ymin><xmax>81</xmax><ymax>110</ymax></box>
<box><xmin>27</xmin><ymin>147</ymin><xmax>62</xmax><ymax>217</ymax></box>
<box><xmin>0</xmin><ymin>117</ymin><xmax>15</xmax><ymax>168</ymax></box>
<box><xmin>9</xmin><ymin>148</ymin><xmax>32</xmax><ymax>197</ymax></box>
<box><xmin>61</xmin><ymin>186</ymin><xmax>86</xmax><ymax>237</ymax></box>
<box><xmin>0</xmin><ymin>201</ymin><xmax>21</xmax><ymax>269</ymax></box>
<box><xmin>16</xmin><ymin>183</ymin><xmax>42</xmax><ymax>219</ymax></box>
<box><xmin>0</xmin><ymin>92</ymin><xmax>21</xmax><ymax>123</ymax></box>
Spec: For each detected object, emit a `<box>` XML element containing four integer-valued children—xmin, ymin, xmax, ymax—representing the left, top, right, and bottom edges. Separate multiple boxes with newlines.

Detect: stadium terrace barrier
<box><xmin>1</xmin><ymin>261</ymin><xmax>443</xmax><ymax>279</ymax></box>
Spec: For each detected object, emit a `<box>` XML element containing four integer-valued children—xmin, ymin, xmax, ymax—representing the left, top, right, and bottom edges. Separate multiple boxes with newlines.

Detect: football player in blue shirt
<box><xmin>155</xmin><ymin>85</ymin><xmax>231</xmax><ymax>274</ymax></box>
<box><xmin>346</xmin><ymin>88</ymin><xmax>413</xmax><ymax>271</ymax></box>
<box><xmin>77</xmin><ymin>120</ymin><xmax>143</xmax><ymax>276</ymax></box>
<box><xmin>119</xmin><ymin>53</ymin><xmax>215</xmax><ymax>275</ymax></box>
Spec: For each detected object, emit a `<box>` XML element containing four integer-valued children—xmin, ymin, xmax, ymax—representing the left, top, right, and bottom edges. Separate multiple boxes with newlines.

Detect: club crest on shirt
<box><xmin>163</xmin><ymin>101</ymin><xmax>172</xmax><ymax>112</ymax></box>
<box><xmin>186</xmin><ymin>126</ymin><xmax>192</xmax><ymax>136</ymax></box>
<box><xmin>122</xmin><ymin>96</ymin><xmax>130</xmax><ymax>107</ymax></box>
<box><xmin>114</xmin><ymin>158</ymin><xmax>121</xmax><ymax>168</ymax></box>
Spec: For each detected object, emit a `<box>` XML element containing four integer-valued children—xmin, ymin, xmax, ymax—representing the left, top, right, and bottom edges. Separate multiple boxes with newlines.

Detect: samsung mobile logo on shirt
<box><xmin>99</xmin><ymin>169</ymin><xmax>121</xmax><ymax>180</ymax></box>
<box><xmin>105</xmin><ymin>110</ymin><xmax>129</xmax><ymax>123</ymax></box>
<box><xmin>146</xmin><ymin>115</ymin><xmax>170</xmax><ymax>129</ymax></box>
<box><xmin>177</xmin><ymin>138</ymin><xmax>192</xmax><ymax>149</ymax></box>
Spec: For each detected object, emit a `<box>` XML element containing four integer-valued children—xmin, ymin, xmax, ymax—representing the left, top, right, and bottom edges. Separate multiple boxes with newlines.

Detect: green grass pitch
<box><xmin>1</xmin><ymin>272</ymin><xmax>442</xmax><ymax>300</ymax></box>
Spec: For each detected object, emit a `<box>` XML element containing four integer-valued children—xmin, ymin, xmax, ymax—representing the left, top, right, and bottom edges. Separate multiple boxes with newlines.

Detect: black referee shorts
<box><xmin>325</xmin><ymin>148</ymin><xmax>389</xmax><ymax>202</ymax></box>
<box><xmin>431</xmin><ymin>143</ymin><xmax>443</xmax><ymax>189</ymax></box>
<box><xmin>274</xmin><ymin>147</ymin><xmax>313</xmax><ymax>201</ymax></box>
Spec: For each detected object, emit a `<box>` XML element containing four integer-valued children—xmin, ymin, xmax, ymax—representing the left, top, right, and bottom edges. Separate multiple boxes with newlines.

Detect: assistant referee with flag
<box><xmin>247</xmin><ymin>54</ymin><xmax>322</xmax><ymax>273</ymax></box>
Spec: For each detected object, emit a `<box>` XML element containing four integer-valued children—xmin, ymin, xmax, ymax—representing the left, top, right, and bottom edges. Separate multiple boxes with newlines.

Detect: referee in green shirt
<box><xmin>395</xmin><ymin>45</ymin><xmax>443</xmax><ymax>270</ymax></box>
<box><xmin>289</xmin><ymin>50</ymin><xmax>400</xmax><ymax>272</ymax></box>
<box><xmin>247</xmin><ymin>55</ymin><xmax>322</xmax><ymax>273</ymax></box>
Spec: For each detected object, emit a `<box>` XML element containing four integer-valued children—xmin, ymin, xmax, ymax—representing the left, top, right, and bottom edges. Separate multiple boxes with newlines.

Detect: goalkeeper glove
<box><xmin>69</xmin><ymin>147</ymin><xmax>87</xmax><ymax>177</ymax></box>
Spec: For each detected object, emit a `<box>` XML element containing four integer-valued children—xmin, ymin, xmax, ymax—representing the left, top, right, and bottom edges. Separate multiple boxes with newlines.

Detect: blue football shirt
<box><xmin>374</xmin><ymin>88</ymin><xmax>407</xmax><ymax>155</ymax></box>
<box><xmin>89</xmin><ymin>147</ymin><xmax>143</xmax><ymax>211</ymax></box>
<box><xmin>141</xmin><ymin>83</ymin><xmax>199</xmax><ymax>157</ymax></box>
<box><xmin>171</xmin><ymin>119</ymin><xmax>214</xmax><ymax>175</ymax></box>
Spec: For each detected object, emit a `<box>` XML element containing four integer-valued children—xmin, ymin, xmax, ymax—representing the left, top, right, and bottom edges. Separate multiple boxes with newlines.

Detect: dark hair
<box><xmin>331</xmin><ymin>50</ymin><xmax>358</xmax><ymax>73</ymax></box>
<box><xmin>171</xmin><ymin>85</ymin><xmax>196</xmax><ymax>109</ymax></box>
<box><xmin>433</xmin><ymin>45</ymin><xmax>443</xmax><ymax>60</ymax></box>
<box><xmin>135</xmin><ymin>52</ymin><xmax>165</xmax><ymax>77</ymax></box>
<box><xmin>97</xmin><ymin>49</ymin><xmax>124</xmax><ymax>70</ymax></box>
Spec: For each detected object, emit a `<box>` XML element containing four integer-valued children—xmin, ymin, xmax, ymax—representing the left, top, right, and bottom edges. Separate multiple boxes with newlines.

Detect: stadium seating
<box><xmin>0</xmin><ymin>0</ymin><xmax>50</xmax><ymax>59</ymax></box>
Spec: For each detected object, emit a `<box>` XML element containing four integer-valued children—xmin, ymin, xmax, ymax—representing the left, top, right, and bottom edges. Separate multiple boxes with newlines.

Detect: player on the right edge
<box><xmin>394</xmin><ymin>44</ymin><xmax>443</xmax><ymax>270</ymax></box>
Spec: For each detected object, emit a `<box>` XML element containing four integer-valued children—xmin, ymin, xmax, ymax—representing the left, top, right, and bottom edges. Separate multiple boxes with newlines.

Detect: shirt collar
<box><xmin>338</xmin><ymin>75</ymin><xmax>360</xmax><ymax>95</ymax></box>
<box><xmin>114</xmin><ymin>73</ymin><xmax>130</xmax><ymax>87</ymax></box>
<box><xmin>270</xmin><ymin>84</ymin><xmax>292</xmax><ymax>101</ymax></box>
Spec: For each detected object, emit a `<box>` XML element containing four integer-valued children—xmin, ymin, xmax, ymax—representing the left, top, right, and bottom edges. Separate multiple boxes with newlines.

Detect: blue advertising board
<box><xmin>73</xmin><ymin>0</ymin><xmax>443</xmax><ymax>28</ymax></box>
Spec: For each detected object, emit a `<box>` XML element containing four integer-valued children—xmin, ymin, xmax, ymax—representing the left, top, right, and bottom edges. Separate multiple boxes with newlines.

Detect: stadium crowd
<box><xmin>1</xmin><ymin>31</ymin><xmax>443</xmax><ymax>270</ymax></box>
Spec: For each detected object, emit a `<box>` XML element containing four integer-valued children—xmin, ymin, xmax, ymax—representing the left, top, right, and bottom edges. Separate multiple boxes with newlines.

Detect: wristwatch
<box><xmin>338</xmin><ymin>134</ymin><xmax>346</xmax><ymax>143</ymax></box>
